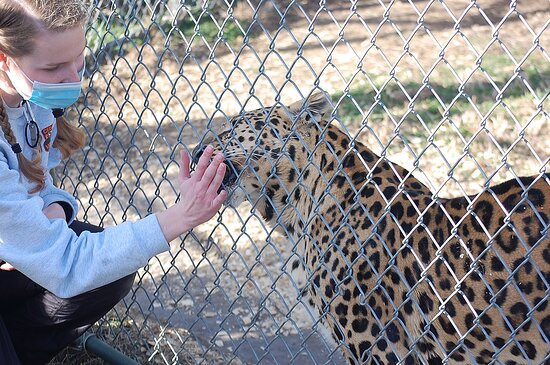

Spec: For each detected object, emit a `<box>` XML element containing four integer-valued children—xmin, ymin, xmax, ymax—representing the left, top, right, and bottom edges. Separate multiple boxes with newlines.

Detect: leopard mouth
<box><xmin>221</xmin><ymin>159</ymin><xmax>239</xmax><ymax>192</ymax></box>
<box><xmin>191</xmin><ymin>145</ymin><xmax>242</xmax><ymax>194</ymax></box>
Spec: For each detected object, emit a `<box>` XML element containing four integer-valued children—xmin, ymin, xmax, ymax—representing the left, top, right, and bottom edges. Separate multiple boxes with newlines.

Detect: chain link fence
<box><xmin>54</xmin><ymin>0</ymin><xmax>549</xmax><ymax>363</ymax></box>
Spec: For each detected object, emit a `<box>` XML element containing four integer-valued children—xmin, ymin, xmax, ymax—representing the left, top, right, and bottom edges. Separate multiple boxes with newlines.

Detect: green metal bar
<box><xmin>81</xmin><ymin>333</ymin><xmax>140</xmax><ymax>365</ymax></box>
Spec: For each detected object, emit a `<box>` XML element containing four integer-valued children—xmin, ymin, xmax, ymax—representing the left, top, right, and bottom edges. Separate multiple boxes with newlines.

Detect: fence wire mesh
<box><xmin>55</xmin><ymin>0</ymin><xmax>549</xmax><ymax>364</ymax></box>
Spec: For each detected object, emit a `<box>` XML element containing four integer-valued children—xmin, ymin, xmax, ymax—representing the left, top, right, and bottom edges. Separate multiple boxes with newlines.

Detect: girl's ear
<box><xmin>288</xmin><ymin>91</ymin><xmax>333</xmax><ymax>123</ymax></box>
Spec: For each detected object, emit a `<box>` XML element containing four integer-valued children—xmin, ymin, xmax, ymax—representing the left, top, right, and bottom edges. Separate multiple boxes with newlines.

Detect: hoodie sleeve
<box><xmin>39</xmin><ymin>172</ymin><xmax>79</xmax><ymax>224</ymax></box>
<box><xmin>0</xmin><ymin>150</ymin><xmax>169</xmax><ymax>298</ymax></box>
<box><xmin>39</xmin><ymin>137</ymin><xmax>78</xmax><ymax>224</ymax></box>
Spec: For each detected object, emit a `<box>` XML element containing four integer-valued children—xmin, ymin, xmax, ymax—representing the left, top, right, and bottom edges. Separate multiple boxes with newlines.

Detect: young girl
<box><xmin>0</xmin><ymin>0</ymin><xmax>227</xmax><ymax>363</ymax></box>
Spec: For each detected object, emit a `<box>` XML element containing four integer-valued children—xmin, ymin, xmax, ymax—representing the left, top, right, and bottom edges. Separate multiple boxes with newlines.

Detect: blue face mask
<box><xmin>8</xmin><ymin>59</ymin><xmax>85</xmax><ymax>109</ymax></box>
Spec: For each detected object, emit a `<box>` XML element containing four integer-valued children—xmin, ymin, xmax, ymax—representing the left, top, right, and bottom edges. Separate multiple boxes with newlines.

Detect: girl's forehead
<box><xmin>26</xmin><ymin>25</ymin><xmax>86</xmax><ymax>66</ymax></box>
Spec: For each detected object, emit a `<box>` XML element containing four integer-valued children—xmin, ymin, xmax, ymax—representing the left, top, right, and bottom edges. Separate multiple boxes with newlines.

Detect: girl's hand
<box><xmin>156</xmin><ymin>146</ymin><xmax>227</xmax><ymax>242</ymax></box>
<box><xmin>43</xmin><ymin>202</ymin><xmax>67</xmax><ymax>221</ymax></box>
<box><xmin>0</xmin><ymin>262</ymin><xmax>16</xmax><ymax>271</ymax></box>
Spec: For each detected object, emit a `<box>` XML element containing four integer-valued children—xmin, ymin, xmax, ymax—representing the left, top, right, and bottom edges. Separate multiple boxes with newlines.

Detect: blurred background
<box><xmin>51</xmin><ymin>0</ymin><xmax>548</xmax><ymax>363</ymax></box>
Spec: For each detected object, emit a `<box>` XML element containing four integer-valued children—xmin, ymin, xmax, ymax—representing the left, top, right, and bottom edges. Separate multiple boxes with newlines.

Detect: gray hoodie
<box><xmin>0</xmin><ymin>101</ymin><xmax>169</xmax><ymax>298</ymax></box>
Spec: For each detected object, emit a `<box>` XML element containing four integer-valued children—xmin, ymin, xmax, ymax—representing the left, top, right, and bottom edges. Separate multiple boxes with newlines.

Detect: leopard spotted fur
<box><xmin>197</xmin><ymin>92</ymin><xmax>549</xmax><ymax>364</ymax></box>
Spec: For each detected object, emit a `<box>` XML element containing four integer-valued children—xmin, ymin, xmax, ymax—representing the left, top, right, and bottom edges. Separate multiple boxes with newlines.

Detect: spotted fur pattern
<box><xmin>197</xmin><ymin>93</ymin><xmax>550</xmax><ymax>364</ymax></box>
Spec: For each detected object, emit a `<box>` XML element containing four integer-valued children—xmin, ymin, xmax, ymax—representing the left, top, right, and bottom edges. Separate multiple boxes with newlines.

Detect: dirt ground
<box><xmin>54</xmin><ymin>0</ymin><xmax>549</xmax><ymax>363</ymax></box>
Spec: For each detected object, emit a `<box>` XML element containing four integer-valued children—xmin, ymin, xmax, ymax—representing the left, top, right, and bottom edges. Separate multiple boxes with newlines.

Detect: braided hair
<box><xmin>0</xmin><ymin>101</ymin><xmax>44</xmax><ymax>192</ymax></box>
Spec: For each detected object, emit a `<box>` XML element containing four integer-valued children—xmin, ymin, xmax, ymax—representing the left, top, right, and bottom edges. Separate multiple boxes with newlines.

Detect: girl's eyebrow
<box><xmin>45</xmin><ymin>45</ymin><xmax>86</xmax><ymax>67</ymax></box>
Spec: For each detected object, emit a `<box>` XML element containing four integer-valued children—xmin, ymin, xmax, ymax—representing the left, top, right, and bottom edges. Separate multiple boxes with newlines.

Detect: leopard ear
<box><xmin>288</xmin><ymin>91</ymin><xmax>332</xmax><ymax>122</ymax></box>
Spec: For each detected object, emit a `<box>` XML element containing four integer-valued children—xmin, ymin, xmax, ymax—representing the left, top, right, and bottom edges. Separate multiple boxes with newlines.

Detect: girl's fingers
<box><xmin>206</xmin><ymin>162</ymin><xmax>226</xmax><ymax>196</ymax></box>
<box><xmin>194</xmin><ymin>145</ymin><xmax>214</xmax><ymax>181</ymax></box>
<box><xmin>179</xmin><ymin>150</ymin><xmax>191</xmax><ymax>182</ymax></box>
<box><xmin>212</xmin><ymin>189</ymin><xmax>228</xmax><ymax>208</ymax></box>
<box><xmin>201</xmin><ymin>153</ymin><xmax>224</xmax><ymax>185</ymax></box>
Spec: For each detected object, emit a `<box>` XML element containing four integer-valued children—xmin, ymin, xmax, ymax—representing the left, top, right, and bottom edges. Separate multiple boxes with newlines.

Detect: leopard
<box><xmin>194</xmin><ymin>92</ymin><xmax>550</xmax><ymax>364</ymax></box>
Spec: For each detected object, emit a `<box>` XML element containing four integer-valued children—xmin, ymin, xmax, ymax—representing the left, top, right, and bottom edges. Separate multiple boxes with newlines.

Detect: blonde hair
<box><xmin>0</xmin><ymin>0</ymin><xmax>89</xmax><ymax>193</ymax></box>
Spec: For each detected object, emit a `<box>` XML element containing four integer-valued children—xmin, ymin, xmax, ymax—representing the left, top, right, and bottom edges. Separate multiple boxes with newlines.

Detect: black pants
<box><xmin>0</xmin><ymin>221</ymin><xmax>136</xmax><ymax>365</ymax></box>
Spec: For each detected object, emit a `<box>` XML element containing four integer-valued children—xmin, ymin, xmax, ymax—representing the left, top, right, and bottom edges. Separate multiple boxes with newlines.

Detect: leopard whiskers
<box><xmin>222</xmin><ymin>150</ymin><xmax>264</xmax><ymax>167</ymax></box>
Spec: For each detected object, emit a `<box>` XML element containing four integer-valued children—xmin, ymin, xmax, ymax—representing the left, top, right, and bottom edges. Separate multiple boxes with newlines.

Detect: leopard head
<box><xmin>194</xmin><ymin>92</ymin><xmax>333</xmax><ymax>209</ymax></box>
